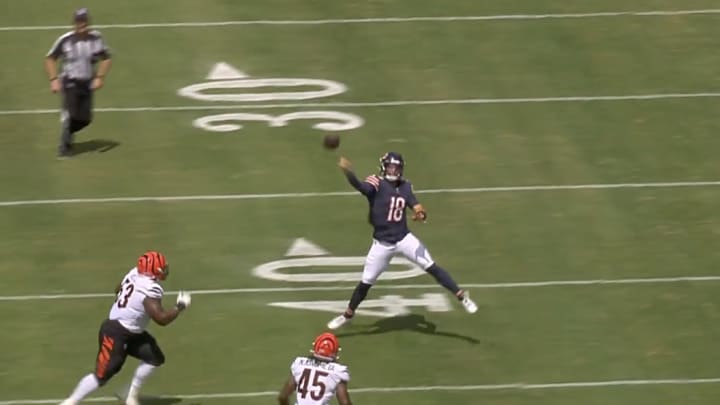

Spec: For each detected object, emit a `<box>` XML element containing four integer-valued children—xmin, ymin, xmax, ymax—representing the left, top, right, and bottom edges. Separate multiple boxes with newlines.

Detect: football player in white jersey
<box><xmin>60</xmin><ymin>251</ymin><xmax>192</xmax><ymax>405</ymax></box>
<box><xmin>277</xmin><ymin>332</ymin><xmax>352</xmax><ymax>405</ymax></box>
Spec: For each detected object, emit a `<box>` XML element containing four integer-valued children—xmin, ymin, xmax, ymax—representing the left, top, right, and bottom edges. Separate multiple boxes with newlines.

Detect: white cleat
<box><xmin>59</xmin><ymin>400</ymin><xmax>77</xmax><ymax>405</ymax></box>
<box><xmin>327</xmin><ymin>314</ymin><xmax>351</xmax><ymax>330</ymax></box>
<box><xmin>461</xmin><ymin>292</ymin><xmax>478</xmax><ymax>314</ymax></box>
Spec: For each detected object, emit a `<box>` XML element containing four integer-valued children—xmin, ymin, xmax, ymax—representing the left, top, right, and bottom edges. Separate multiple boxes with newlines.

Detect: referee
<box><xmin>44</xmin><ymin>8</ymin><xmax>112</xmax><ymax>158</ymax></box>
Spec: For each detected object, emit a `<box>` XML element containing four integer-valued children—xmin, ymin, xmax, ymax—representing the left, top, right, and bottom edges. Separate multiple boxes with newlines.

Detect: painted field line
<box><xmin>2</xmin><ymin>180</ymin><xmax>720</xmax><ymax>208</ymax></box>
<box><xmin>3</xmin><ymin>377</ymin><xmax>720</xmax><ymax>404</ymax></box>
<box><xmin>1</xmin><ymin>9</ymin><xmax>720</xmax><ymax>32</ymax></box>
<box><xmin>1</xmin><ymin>275</ymin><xmax>719</xmax><ymax>302</ymax></box>
<box><xmin>2</xmin><ymin>92</ymin><xmax>720</xmax><ymax>116</ymax></box>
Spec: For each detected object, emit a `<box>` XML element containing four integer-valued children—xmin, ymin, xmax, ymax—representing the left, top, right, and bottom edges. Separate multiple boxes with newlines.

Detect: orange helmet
<box><xmin>137</xmin><ymin>251</ymin><xmax>169</xmax><ymax>281</ymax></box>
<box><xmin>311</xmin><ymin>332</ymin><xmax>341</xmax><ymax>361</ymax></box>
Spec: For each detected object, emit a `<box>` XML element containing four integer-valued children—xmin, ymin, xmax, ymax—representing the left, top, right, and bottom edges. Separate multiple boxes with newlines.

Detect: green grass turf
<box><xmin>1</xmin><ymin>1</ymin><xmax>719</xmax><ymax>403</ymax></box>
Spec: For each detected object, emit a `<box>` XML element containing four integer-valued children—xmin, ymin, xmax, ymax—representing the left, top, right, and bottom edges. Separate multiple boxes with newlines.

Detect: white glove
<box><xmin>176</xmin><ymin>291</ymin><xmax>192</xmax><ymax>311</ymax></box>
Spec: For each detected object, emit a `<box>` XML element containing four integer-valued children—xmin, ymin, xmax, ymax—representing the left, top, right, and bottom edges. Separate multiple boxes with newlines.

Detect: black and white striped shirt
<box><xmin>46</xmin><ymin>30</ymin><xmax>111</xmax><ymax>81</ymax></box>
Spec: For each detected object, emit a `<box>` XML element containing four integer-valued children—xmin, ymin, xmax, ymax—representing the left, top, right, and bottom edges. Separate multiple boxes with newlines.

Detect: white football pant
<box><xmin>361</xmin><ymin>233</ymin><xmax>434</xmax><ymax>284</ymax></box>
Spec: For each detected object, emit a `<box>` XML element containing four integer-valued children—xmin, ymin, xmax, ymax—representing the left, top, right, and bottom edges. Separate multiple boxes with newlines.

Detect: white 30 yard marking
<box><xmin>2</xmin><ymin>92</ymin><xmax>720</xmax><ymax>116</ymax></box>
<box><xmin>180</xmin><ymin>62</ymin><xmax>364</xmax><ymax>133</ymax></box>
<box><xmin>2</xmin><ymin>377</ymin><xmax>720</xmax><ymax>404</ymax></box>
<box><xmin>2</xmin><ymin>180</ymin><xmax>720</xmax><ymax>208</ymax></box>
<box><xmin>1</xmin><ymin>276</ymin><xmax>719</xmax><ymax>302</ymax></box>
<box><xmin>1</xmin><ymin>9</ymin><xmax>720</xmax><ymax>31</ymax></box>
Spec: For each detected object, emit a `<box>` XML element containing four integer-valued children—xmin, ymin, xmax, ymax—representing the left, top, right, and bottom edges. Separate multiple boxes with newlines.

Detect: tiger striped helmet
<box><xmin>311</xmin><ymin>332</ymin><xmax>341</xmax><ymax>361</ymax></box>
<box><xmin>137</xmin><ymin>251</ymin><xmax>169</xmax><ymax>280</ymax></box>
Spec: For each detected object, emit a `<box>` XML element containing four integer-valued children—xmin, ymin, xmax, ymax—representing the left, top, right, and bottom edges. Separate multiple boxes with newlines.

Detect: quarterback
<box><xmin>328</xmin><ymin>152</ymin><xmax>477</xmax><ymax>330</ymax></box>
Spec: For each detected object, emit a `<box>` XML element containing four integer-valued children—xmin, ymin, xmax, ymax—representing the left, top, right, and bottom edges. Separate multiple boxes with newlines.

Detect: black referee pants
<box><xmin>59</xmin><ymin>78</ymin><xmax>93</xmax><ymax>154</ymax></box>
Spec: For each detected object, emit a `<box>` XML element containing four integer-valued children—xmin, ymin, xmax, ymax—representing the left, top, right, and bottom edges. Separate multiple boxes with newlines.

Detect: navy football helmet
<box><xmin>379</xmin><ymin>152</ymin><xmax>405</xmax><ymax>182</ymax></box>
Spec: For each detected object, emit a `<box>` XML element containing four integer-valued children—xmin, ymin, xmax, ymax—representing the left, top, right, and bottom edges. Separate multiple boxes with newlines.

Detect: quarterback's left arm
<box><xmin>277</xmin><ymin>375</ymin><xmax>295</xmax><ymax>405</ymax></box>
<box><xmin>412</xmin><ymin>204</ymin><xmax>427</xmax><ymax>222</ymax></box>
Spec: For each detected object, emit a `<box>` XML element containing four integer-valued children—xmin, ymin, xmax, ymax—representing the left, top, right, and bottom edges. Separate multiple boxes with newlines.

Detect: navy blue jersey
<box><xmin>344</xmin><ymin>172</ymin><xmax>419</xmax><ymax>243</ymax></box>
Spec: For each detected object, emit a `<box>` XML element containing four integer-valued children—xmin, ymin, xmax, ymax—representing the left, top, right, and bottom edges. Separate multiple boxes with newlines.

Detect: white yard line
<box><xmin>1</xmin><ymin>276</ymin><xmax>718</xmax><ymax>302</ymax></box>
<box><xmin>2</xmin><ymin>92</ymin><xmax>720</xmax><ymax>116</ymax></box>
<box><xmin>2</xmin><ymin>180</ymin><xmax>720</xmax><ymax>208</ymax></box>
<box><xmin>1</xmin><ymin>9</ymin><xmax>720</xmax><ymax>31</ymax></box>
<box><xmin>3</xmin><ymin>377</ymin><xmax>720</xmax><ymax>404</ymax></box>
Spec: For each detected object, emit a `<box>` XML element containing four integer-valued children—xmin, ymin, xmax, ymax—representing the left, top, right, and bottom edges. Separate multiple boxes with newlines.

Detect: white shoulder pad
<box><xmin>136</xmin><ymin>279</ymin><xmax>164</xmax><ymax>299</ymax></box>
<box><xmin>290</xmin><ymin>356</ymin><xmax>305</xmax><ymax>375</ymax></box>
<box><xmin>364</xmin><ymin>175</ymin><xmax>381</xmax><ymax>190</ymax></box>
<box><xmin>332</xmin><ymin>362</ymin><xmax>350</xmax><ymax>382</ymax></box>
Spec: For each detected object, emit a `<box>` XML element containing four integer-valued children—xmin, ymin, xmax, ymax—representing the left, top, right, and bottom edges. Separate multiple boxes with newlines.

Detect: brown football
<box><xmin>323</xmin><ymin>134</ymin><xmax>340</xmax><ymax>150</ymax></box>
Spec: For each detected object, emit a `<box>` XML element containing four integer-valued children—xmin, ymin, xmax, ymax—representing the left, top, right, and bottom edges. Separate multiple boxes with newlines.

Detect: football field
<box><xmin>2</xmin><ymin>1</ymin><xmax>720</xmax><ymax>403</ymax></box>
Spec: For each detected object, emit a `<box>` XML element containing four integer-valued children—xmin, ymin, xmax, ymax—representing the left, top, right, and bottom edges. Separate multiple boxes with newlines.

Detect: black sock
<box><xmin>426</xmin><ymin>264</ymin><xmax>461</xmax><ymax>295</ymax></box>
<box><xmin>346</xmin><ymin>282</ymin><xmax>372</xmax><ymax>317</ymax></box>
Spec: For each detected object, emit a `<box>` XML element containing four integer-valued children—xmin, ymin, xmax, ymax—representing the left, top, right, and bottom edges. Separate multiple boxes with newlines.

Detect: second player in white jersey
<box><xmin>109</xmin><ymin>268</ymin><xmax>164</xmax><ymax>333</ymax></box>
<box><xmin>291</xmin><ymin>356</ymin><xmax>350</xmax><ymax>405</ymax></box>
<box><xmin>278</xmin><ymin>333</ymin><xmax>352</xmax><ymax>405</ymax></box>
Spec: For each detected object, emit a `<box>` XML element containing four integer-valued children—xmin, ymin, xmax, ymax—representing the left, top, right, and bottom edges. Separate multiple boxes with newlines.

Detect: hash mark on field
<box><xmin>2</xmin><ymin>377</ymin><xmax>720</xmax><ymax>404</ymax></box>
<box><xmin>1</xmin><ymin>9</ymin><xmax>720</xmax><ymax>31</ymax></box>
<box><xmin>2</xmin><ymin>92</ymin><xmax>720</xmax><ymax>116</ymax></box>
<box><xmin>2</xmin><ymin>180</ymin><xmax>720</xmax><ymax>208</ymax></box>
<box><xmin>1</xmin><ymin>276</ymin><xmax>719</xmax><ymax>302</ymax></box>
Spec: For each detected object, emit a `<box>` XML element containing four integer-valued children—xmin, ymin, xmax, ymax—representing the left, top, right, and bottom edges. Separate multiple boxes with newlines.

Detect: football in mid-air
<box><xmin>323</xmin><ymin>134</ymin><xmax>340</xmax><ymax>150</ymax></box>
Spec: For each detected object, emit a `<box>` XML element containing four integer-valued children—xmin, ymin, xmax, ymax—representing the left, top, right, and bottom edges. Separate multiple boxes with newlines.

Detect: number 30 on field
<box><xmin>177</xmin><ymin>62</ymin><xmax>364</xmax><ymax>133</ymax></box>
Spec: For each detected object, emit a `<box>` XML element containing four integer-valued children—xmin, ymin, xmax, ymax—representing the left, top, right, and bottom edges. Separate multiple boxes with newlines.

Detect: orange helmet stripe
<box><xmin>137</xmin><ymin>251</ymin><xmax>167</xmax><ymax>280</ymax></box>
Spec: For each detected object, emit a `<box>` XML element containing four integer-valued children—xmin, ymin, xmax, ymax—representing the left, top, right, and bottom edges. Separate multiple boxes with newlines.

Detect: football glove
<box><xmin>412</xmin><ymin>204</ymin><xmax>427</xmax><ymax>222</ymax></box>
<box><xmin>176</xmin><ymin>290</ymin><xmax>192</xmax><ymax>311</ymax></box>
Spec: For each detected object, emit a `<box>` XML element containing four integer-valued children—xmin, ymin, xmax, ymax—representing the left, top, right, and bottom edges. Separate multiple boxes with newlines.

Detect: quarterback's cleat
<box><xmin>327</xmin><ymin>314</ymin><xmax>352</xmax><ymax>330</ymax></box>
<box><xmin>460</xmin><ymin>291</ymin><xmax>478</xmax><ymax>314</ymax></box>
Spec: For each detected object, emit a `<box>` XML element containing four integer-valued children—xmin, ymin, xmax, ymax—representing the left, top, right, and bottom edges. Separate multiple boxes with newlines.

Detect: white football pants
<box><xmin>361</xmin><ymin>233</ymin><xmax>434</xmax><ymax>284</ymax></box>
